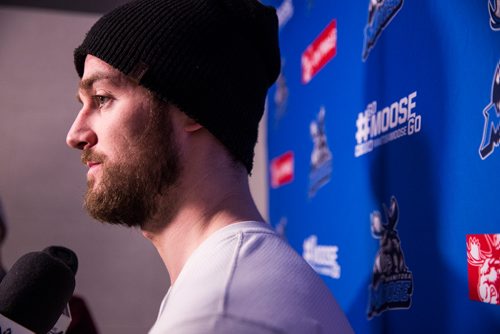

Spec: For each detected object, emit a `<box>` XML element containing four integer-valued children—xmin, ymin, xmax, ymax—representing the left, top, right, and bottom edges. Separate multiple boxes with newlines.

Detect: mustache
<box><xmin>81</xmin><ymin>149</ymin><xmax>106</xmax><ymax>165</ymax></box>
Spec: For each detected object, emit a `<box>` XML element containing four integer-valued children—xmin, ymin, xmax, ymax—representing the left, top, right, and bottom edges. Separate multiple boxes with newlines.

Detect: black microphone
<box><xmin>0</xmin><ymin>246</ymin><xmax>77</xmax><ymax>334</ymax></box>
<box><xmin>42</xmin><ymin>246</ymin><xmax>78</xmax><ymax>276</ymax></box>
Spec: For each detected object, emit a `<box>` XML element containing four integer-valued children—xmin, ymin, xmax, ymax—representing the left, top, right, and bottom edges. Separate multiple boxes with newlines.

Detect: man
<box><xmin>67</xmin><ymin>0</ymin><xmax>353</xmax><ymax>333</ymax></box>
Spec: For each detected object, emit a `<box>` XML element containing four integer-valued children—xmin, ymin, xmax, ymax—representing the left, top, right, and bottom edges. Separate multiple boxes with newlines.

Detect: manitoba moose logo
<box><xmin>309</xmin><ymin>107</ymin><xmax>333</xmax><ymax>197</ymax></box>
<box><xmin>489</xmin><ymin>0</ymin><xmax>500</xmax><ymax>31</ymax></box>
<box><xmin>368</xmin><ymin>196</ymin><xmax>413</xmax><ymax>318</ymax></box>
<box><xmin>479</xmin><ymin>62</ymin><xmax>500</xmax><ymax>159</ymax></box>
<box><xmin>362</xmin><ymin>0</ymin><xmax>403</xmax><ymax>61</ymax></box>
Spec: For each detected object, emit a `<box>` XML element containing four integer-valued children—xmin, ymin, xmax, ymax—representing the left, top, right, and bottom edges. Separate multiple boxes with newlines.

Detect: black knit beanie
<box><xmin>74</xmin><ymin>0</ymin><xmax>280</xmax><ymax>174</ymax></box>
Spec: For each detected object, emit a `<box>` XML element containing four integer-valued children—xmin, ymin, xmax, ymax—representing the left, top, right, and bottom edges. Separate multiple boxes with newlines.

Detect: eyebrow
<box><xmin>76</xmin><ymin>72</ymin><xmax>125</xmax><ymax>103</ymax></box>
<box><xmin>79</xmin><ymin>72</ymin><xmax>122</xmax><ymax>91</ymax></box>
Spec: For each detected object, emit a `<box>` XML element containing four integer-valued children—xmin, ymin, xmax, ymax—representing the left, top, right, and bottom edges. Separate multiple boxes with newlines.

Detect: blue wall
<box><xmin>266</xmin><ymin>1</ymin><xmax>500</xmax><ymax>332</ymax></box>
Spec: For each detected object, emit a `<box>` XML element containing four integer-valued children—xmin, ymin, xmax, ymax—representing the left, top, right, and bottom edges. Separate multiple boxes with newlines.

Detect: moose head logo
<box><xmin>362</xmin><ymin>0</ymin><xmax>404</xmax><ymax>61</ymax></box>
<box><xmin>489</xmin><ymin>0</ymin><xmax>500</xmax><ymax>30</ymax></box>
<box><xmin>368</xmin><ymin>196</ymin><xmax>413</xmax><ymax>318</ymax></box>
<box><xmin>479</xmin><ymin>62</ymin><xmax>500</xmax><ymax>159</ymax></box>
<box><xmin>467</xmin><ymin>234</ymin><xmax>500</xmax><ymax>304</ymax></box>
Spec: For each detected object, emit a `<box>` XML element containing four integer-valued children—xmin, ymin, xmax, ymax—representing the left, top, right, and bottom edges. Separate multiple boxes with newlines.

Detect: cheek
<box><xmin>124</xmin><ymin>112</ymin><xmax>151</xmax><ymax>137</ymax></box>
<box><xmin>94</xmin><ymin>123</ymin><xmax>142</xmax><ymax>165</ymax></box>
<box><xmin>105</xmin><ymin>106</ymin><xmax>152</xmax><ymax>146</ymax></box>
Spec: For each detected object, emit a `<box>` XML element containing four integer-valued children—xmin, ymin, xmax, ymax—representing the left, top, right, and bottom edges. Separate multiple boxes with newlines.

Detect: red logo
<box><xmin>270</xmin><ymin>151</ymin><xmax>294</xmax><ymax>188</ymax></box>
<box><xmin>301</xmin><ymin>19</ymin><xmax>337</xmax><ymax>84</ymax></box>
<box><xmin>466</xmin><ymin>234</ymin><xmax>500</xmax><ymax>305</ymax></box>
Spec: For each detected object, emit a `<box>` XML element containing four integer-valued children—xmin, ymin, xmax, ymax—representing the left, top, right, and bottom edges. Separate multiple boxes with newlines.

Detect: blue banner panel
<box><xmin>265</xmin><ymin>1</ymin><xmax>500</xmax><ymax>333</ymax></box>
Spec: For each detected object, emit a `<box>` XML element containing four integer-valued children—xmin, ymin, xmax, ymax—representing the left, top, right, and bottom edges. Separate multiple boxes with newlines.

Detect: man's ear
<box><xmin>184</xmin><ymin>117</ymin><xmax>203</xmax><ymax>133</ymax></box>
<box><xmin>170</xmin><ymin>105</ymin><xmax>203</xmax><ymax>132</ymax></box>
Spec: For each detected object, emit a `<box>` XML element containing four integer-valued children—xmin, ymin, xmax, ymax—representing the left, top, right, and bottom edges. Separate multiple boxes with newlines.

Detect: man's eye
<box><xmin>93</xmin><ymin>95</ymin><xmax>110</xmax><ymax>108</ymax></box>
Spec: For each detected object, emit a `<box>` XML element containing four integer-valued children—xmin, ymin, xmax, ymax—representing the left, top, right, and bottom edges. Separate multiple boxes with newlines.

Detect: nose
<box><xmin>66</xmin><ymin>108</ymin><xmax>97</xmax><ymax>150</ymax></box>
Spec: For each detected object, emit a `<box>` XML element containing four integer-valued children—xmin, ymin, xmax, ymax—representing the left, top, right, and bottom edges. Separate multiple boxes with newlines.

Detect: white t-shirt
<box><xmin>149</xmin><ymin>221</ymin><xmax>353</xmax><ymax>334</ymax></box>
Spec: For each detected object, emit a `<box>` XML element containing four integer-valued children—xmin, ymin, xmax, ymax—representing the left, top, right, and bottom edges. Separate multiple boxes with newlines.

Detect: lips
<box><xmin>86</xmin><ymin>162</ymin><xmax>102</xmax><ymax>179</ymax></box>
<box><xmin>87</xmin><ymin>162</ymin><xmax>101</xmax><ymax>168</ymax></box>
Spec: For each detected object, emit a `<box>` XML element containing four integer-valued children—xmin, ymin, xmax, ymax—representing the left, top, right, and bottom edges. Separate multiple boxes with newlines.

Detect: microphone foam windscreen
<box><xmin>43</xmin><ymin>245</ymin><xmax>78</xmax><ymax>275</ymax></box>
<box><xmin>0</xmin><ymin>251</ymin><xmax>76</xmax><ymax>334</ymax></box>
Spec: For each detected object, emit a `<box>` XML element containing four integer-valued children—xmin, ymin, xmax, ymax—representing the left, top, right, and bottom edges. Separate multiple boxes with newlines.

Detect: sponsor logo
<box><xmin>467</xmin><ymin>234</ymin><xmax>500</xmax><ymax>305</ymax></box>
<box><xmin>302</xmin><ymin>19</ymin><xmax>337</xmax><ymax>84</ymax></box>
<box><xmin>303</xmin><ymin>235</ymin><xmax>341</xmax><ymax>279</ymax></box>
<box><xmin>309</xmin><ymin>106</ymin><xmax>333</xmax><ymax>197</ymax></box>
<box><xmin>355</xmin><ymin>91</ymin><xmax>421</xmax><ymax>157</ymax></box>
<box><xmin>274</xmin><ymin>60</ymin><xmax>289</xmax><ymax>124</ymax></box>
<box><xmin>362</xmin><ymin>0</ymin><xmax>404</xmax><ymax>61</ymax></box>
<box><xmin>277</xmin><ymin>0</ymin><xmax>294</xmax><ymax>29</ymax></box>
<box><xmin>489</xmin><ymin>0</ymin><xmax>500</xmax><ymax>31</ymax></box>
<box><xmin>368</xmin><ymin>196</ymin><xmax>413</xmax><ymax>319</ymax></box>
<box><xmin>479</xmin><ymin>63</ymin><xmax>500</xmax><ymax>159</ymax></box>
<box><xmin>270</xmin><ymin>151</ymin><xmax>294</xmax><ymax>188</ymax></box>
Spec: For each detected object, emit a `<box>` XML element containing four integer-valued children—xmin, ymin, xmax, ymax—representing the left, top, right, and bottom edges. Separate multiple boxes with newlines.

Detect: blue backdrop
<box><xmin>265</xmin><ymin>1</ymin><xmax>500</xmax><ymax>333</ymax></box>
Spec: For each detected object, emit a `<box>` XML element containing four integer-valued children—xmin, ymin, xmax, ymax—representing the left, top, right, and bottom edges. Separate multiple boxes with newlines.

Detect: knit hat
<box><xmin>74</xmin><ymin>0</ymin><xmax>281</xmax><ymax>174</ymax></box>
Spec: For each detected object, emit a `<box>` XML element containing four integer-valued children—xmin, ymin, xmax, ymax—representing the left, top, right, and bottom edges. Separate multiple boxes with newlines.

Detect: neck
<box><xmin>142</xmin><ymin>166</ymin><xmax>264</xmax><ymax>285</ymax></box>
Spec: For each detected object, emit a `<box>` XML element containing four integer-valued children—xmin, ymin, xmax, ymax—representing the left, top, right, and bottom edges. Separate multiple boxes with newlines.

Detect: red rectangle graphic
<box><xmin>301</xmin><ymin>19</ymin><xmax>337</xmax><ymax>84</ymax></box>
<box><xmin>270</xmin><ymin>151</ymin><xmax>294</xmax><ymax>188</ymax></box>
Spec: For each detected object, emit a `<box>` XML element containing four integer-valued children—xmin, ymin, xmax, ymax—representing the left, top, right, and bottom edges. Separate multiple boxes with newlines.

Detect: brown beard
<box><xmin>82</xmin><ymin>99</ymin><xmax>181</xmax><ymax>230</ymax></box>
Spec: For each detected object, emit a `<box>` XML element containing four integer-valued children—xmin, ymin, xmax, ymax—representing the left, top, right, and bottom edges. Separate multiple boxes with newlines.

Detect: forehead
<box><xmin>79</xmin><ymin>55</ymin><xmax>130</xmax><ymax>91</ymax></box>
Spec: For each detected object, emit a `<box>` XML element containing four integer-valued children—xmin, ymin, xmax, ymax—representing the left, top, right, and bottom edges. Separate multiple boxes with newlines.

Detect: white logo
<box><xmin>303</xmin><ymin>235</ymin><xmax>341</xmax><ymax>279</ymax></box>
<box><xmin>355</xmin><ymin>91</ymin><xmax>421</xmax><ymax>157</ymax></box>
<box><xmin>277</xmin><ymin>0</ymin><xmax>294</xmax><ymax>29</ymax></box>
